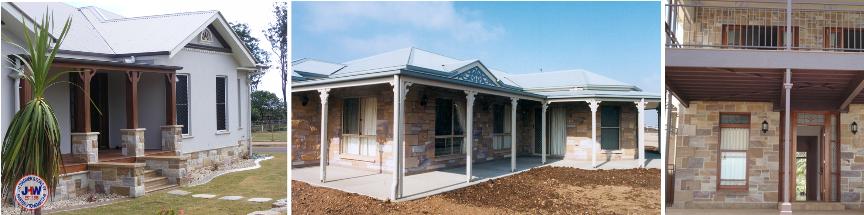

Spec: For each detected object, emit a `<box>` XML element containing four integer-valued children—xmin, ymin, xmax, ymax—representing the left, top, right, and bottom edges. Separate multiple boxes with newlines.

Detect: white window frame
<box><xmin>216</xmin><ymin>75</ymin><xmax>229</xmax><ymax>133</ymax></box>
<box><xmin>200</xmin><ymin>29</ymin><xmax>213</xmax><ymax>42</ymax></box>
<box><xmin>237</xmin><ymin>78</ymin><xmax>243</xmax><ymax>129</ymax></box>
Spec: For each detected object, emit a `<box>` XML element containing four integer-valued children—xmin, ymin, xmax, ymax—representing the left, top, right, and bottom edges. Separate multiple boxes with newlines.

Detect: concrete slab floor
<box><xmin>667</xmin><ymin>209</ymin><xmax>864</xmax><ymax>215</ymax></box>
<box><xmin>292</xmin><ymin>155</ymin><xmax>659</xmax><ymax>201</ymax></box>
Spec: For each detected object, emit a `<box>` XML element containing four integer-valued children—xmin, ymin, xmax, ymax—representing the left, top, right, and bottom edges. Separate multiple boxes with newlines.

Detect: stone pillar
<box><xmin>71</xmin><ymin>132</ymin><xmax>100</xmax><ymax>163</ymax></box>
<box><xmin>121</xmin><ymin>128</ymin><xmax>146</xmax><ymax>157</ymax></box>
<box><xmin>318</xmin><ymin>88</ymin><xmax>330</xmax><ymax>182</ymax></box>
<box><xmin>635</xmin><ymin>99</ymin><xmax>646</xmax><ymax>168</ymax></box>
<box><xmin>510</xmin><ymin>97</ymin><xmax>518</xmax><ymax>172</ymax></box>
<box><xmin>465</xmin><ymin>90</ymin><xmax>477</xmax><ymax>183</ymax></box>
<box><xmin>541</xmin><ymin>102</ymin><xmax>548</xmax><ymax>164</ymax></box>
<box><xmin>161</xmin><ymin>125</ymin><xmax>183</xmax><ymax>155</ymax></box>
<box><xmin>587</xmin><ymin>99</ymin><xmax>601</xmax><ymax>168</ymax></box>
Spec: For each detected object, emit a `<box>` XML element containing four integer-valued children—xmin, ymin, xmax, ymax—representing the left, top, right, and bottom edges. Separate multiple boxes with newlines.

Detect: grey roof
<box><xmin>7</xmin><ymin>2</ymin><xmax>255</xmax><ymax>67</ymax></box>
<box><xmin>293</xmin><ymin>47</ymin><xmax>659</xmax><ymax>101</ymax></box>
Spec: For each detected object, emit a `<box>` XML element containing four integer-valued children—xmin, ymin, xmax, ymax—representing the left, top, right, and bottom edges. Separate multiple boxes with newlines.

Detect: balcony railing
<box><xmin>666</xmin><ymin>1</ymin><xmax>864</xmax><ymax>52</ymax></box>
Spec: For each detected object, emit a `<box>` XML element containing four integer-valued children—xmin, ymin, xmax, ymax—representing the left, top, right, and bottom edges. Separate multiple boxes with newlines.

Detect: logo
<box><xmin>14</xmin><ymin>175</ymin><xmax>49</xmax><ymax>210</ymax></box>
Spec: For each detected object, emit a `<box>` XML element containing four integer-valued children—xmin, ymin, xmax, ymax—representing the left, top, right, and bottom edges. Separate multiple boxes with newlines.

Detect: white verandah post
<box><xmin>635</xmin><ymin>98</ymin><xmax>646</xmax><ymax>168</ymax></box>
<box><xmin>587</xmin><ymin>99</ymin><xmax>601</xmax><ymax>168</ymax></box>
<box><xmin>390</xmin><ymin>75</ymin><xmax>411</xmax><ymax>200</ymax></box>
<box><xmin>541</xmin><ymin>102</ymin><xmax>548</xmax><ymax>164</ymax></box>
<box><xmin>318</xmin><ymin>88</ymin><xmax>331</xmax><ymax>182</ymax></box>
<box><xmin>510</xmin><ymin>97</ymin><xmax>518</xmax><ymax>172</ymax></box>
<box><xmin>465</xmin><ymin>90</ymin><xmax>477</xmax><ymax>183</ymax></box>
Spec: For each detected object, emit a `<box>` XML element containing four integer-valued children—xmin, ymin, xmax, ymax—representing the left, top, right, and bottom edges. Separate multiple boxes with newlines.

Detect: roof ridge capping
<box><xmin>99</xmin><ymin>10</ymin><xmax>218</xmax><ymax>23</ymax></box>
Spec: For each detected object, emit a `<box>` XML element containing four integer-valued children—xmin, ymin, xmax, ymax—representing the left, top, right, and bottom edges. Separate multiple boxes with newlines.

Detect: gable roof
<box><xmin>8</xmin><ymin>2</ymin><xmax>255</xmax><ymax>67</ymax></box>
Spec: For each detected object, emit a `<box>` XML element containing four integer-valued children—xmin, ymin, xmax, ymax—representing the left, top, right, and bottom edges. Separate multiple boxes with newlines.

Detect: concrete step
<box><xmin>145</xmin><ymin>184</ymin><xmax>177</xmax><ymax>193</ymax></box>
<box><xmin>143</xmin><ymin>169</ymin><xmax>159</xmax><ymax>178</ymax></box>
<box><xmin>144</xmin><ymin>176</ymin><xmax>168</xmax><ymax>188</ymax></box>
<box><xmin>792</xmin><ymin>202</ymin><xmax>845</xmax><ymax>211</ymax></box>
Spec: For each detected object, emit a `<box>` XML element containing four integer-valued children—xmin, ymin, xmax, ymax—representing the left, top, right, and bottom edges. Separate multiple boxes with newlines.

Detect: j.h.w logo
<box><xmin>14</xmin><ymin>175</ymin><xmax>49</xmax><ymax>210</ymax></box>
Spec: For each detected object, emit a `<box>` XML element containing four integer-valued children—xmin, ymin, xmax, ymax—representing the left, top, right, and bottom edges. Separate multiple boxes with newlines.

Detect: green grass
<box><xmin>57</xmin><ymin>153</ymin><xmax>287</xmax><ymax>215</ymax></box>
<box><xmin>252</xmin><ymin>131</ymin><xmax>287</xmax><ymax>142</ymax></box>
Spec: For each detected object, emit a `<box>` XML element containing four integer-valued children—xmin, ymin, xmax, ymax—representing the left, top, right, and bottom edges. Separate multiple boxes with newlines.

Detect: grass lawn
<box><xmin>58</xmin><ymin>153</ymin><xmax>287</xmax><ymax>215</ymax></box>
<box><xmin>252</xmin><ymin>131</ymin><xmax>287</xmax><ymax>142</ymax></box>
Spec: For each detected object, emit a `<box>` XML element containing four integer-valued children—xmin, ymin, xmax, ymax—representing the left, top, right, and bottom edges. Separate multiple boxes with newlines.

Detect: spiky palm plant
<box><xmin>2</xmin><ymin>10</ymin><xmax>72</xmax><ymax>203</ymax></box>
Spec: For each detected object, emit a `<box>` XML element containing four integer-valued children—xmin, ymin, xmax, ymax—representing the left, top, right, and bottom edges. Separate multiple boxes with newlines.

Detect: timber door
<box><xmin>788</xmin><ymin>111</ymin><xmax>839</xmax><ymax>202</ymax></box>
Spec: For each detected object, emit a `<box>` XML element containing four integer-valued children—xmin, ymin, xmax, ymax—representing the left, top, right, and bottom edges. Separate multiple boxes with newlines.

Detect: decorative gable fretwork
<box><xmin>453</xmin><ymin>66</ymin><xmax>497</xmax><ymax>87</ymax></box>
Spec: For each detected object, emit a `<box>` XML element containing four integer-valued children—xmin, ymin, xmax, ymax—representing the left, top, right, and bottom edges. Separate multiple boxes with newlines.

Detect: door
<box><xmin>600</xmin><ymin>106</ymin><xmax>620</xmax><ymax>150</ymax></box>
<box><xmin>91</xmin><ymin>73</ymin><xmax>109</xmax><ymax>149</ymax></box>
<box><xmin>789</xmin><ymin>111</ymin><xmax>838</xmax><ymax>202</ymax></box>
<box><xmin>534</xmin><ymin>108</ymin><xmax>542</xmax><ymax>154</ymax></box>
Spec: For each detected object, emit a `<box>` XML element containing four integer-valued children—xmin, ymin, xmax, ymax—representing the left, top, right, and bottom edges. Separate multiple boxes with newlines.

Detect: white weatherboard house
<box><xmin>1</xmin><ymin>2</ymin><xmax>256</xmax><ymax>199</ymax></box>
<box><xmin>291</xmin><ymin>47</ymin><xmax>661</xmax><ymax>200</ymax></box>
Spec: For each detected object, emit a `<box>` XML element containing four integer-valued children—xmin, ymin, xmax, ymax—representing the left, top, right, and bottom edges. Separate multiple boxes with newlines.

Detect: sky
<box><xmin>67</xmin><ymin>0</ymin><xmax>284</xmax><ymax>96</ymax></box>
<box><xmin>292</xmin><ymin>1</ymin><xmax>662</xmax><ymax>126</ymax></box>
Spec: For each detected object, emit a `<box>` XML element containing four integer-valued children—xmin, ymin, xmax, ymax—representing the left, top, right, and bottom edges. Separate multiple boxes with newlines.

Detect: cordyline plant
<box><xmin>1</xmin><ymin>10</ymin><xmax>72</xmax><ymax>203</ymax></box>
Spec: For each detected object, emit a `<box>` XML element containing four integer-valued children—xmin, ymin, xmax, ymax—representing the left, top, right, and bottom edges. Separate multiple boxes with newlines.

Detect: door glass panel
<box><xmin>797</xmin><ymin>113</ymin><xmax>824</xmax><ymax>125</ymax></box>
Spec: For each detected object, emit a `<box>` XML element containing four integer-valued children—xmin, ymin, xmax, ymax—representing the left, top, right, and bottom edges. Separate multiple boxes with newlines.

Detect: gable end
<box><xmin>185</xmin><ymin>25</ymin><xmax>232</xmax><ymax>53</ymax></box>
<box><xmin>452</xmin><ymin>66</ymin><xmax>498</xmax><ymax>87</ymax></box>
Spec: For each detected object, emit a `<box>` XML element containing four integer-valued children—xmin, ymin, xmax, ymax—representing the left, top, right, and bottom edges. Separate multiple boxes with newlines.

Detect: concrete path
<box><xmin>293</xmin><ymin>156</ymin><xmax>657</xmax><ymax>201</ymax></box>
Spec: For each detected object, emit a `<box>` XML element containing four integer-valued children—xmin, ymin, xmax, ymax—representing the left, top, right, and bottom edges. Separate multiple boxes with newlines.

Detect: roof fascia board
<box><xmin>292</xmin><ymin>75</ymin><xmax>393</xmax><ymax>92</ymax></box>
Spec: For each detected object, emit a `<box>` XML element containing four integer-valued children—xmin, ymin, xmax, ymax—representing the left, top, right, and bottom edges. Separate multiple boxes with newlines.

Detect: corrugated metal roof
<box><xmin>13</xmin><ymin>2</ymin><xmax>216</xmax><ymax>55</ymax></box>
<box><xmin>293</xmin><ymin>47</ymin><xmax>657</xmax><ymax>100</ymax></box>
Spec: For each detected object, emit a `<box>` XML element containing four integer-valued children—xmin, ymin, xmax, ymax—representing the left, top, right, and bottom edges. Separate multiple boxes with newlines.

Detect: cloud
<box><xmin>302</xmin><ymin>2</ymin><xmax>503</xmax><ymax>42</ymax></box>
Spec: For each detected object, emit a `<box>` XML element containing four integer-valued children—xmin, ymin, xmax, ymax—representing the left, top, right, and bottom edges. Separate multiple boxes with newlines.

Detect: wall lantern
<box><xmin>300</xmin><ymin>95</ymin><xmax>309</xmax><ymax>106</ymax></box>
<box><xmin>420</xmin><ymin>95</ymin><xmax>428</xmax><ymax>107</ymax></box>
<box><xmin>761</xmin><ymin>120</ymin><xmax>769</xmax><ymax>134</ymax></box>
<box><xmin>852</xmin><ymin>122</ymin><xmax>859</xmax><ymax>135</ymax></box>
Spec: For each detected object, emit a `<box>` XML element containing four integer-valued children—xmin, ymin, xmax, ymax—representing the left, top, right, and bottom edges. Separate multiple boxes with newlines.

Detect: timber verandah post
<box><xmin>70</xmin><ymin>68</ymin><xmax>99</xmax><ymax>164</ymax></box>
<box><xmin>121</xmin><ymin>71</ymin><xmax>145</xmax><ymax>157</ymax></box>
<box><xmin>635</xmin><ymin>98</ymin><xmax>647</xmax><ymax>168</ymax></box>
<box><xmin>76</xmin><ymin>69</ymin><xmax>95</xmax><ymax>132</ymax></box>
<box><xmin>510</xmin><ymin>97</ymin><xmax>518</xmax><ymax>172</ymax></box>
<box><xmin>390</xmin><ymin>75</ymin><xmax>411</xmax><ymax>200</ymax></box>
<box><xmin>587</xmin><ymin>99</ymin><xmax>601</xmax><ymax>168</ymax></box>
<box><xmin>318</xmin><ymin>88</ymin><xmax>330</xmax><ymax>182</ymax></box>
<box><xmin>465</xmin><ymin>90</ymin><xmax>477</xmax><ymax>183</ymax></box>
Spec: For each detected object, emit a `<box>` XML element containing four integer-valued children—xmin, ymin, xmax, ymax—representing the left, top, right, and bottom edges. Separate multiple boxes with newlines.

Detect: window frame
<box><xmin>176</xmin><ymin>73</ymin><xmax>192</xmax><ymax>136</ymax></box>
<box><xmin>824</xmin><ymin>27</ymin><xmax>864</xmax><ymax>52</ymax></box>
<box><xmin>339</xmin><ymin>97</ymin><xmax>378</xmax><ymax>157</ymax></box>
<box><xmin>722</xmin><ymin>25</ymin><xmax>799</xmax><ymax>50</ymax></box>
<box><xmin>717</xmin><ymin>112</ymin><xmax>751</xmax><ymax>191</ymax></box>
<box><xmin>200</xmin><ymin>29</ymin><xmax>213</xmax><ymax>42</ymax></box>
<box><xmin>215</xmin><ymin>75</ymin><xmax>229</xmax><ymax>133</ymax></box>
<box><xmin>434</xmin><ymin>98</ymin><xmax>464</xmax><ymax>157</ymax></box>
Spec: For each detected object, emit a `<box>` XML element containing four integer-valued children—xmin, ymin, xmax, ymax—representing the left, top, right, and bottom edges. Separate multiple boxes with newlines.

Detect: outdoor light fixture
<box><xmin>420</xmin><ymin>95</ymin><xmax>428</xmax><ymax>106</ymax></box>
<box><xmin>761</xmin><ymin>120</ymin><xmax>769</xmax><ymax>134</ymax></box>
<box><xmin>852</xmin><ymin>122</ymin><xmax>858</xmax><ymax>135</ymax></box>
<box><xmin>300</xmin><ymin>95</ymin><xmax>309</xmax><ymax>106</ymax></box>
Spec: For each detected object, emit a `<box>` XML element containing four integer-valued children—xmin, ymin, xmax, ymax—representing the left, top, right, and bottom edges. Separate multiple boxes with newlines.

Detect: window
<box><xmin>341</xmin><ymin>98</ymin><xmax>377</xmax><ymax>156</ymax></box>
<box><xmin>825</xmin><ymin>28</ymin><xmax>863</xmax><ymax>52</ymax></box>
<box><xmin>216</xmin><ymin>76</ymin><xmax>227</xmax><ymax>131</ymax></box>
<box><xmin>723</xmin><ymin>25</ymin><xmax>798</xmax><ymax>49</ymax></box>
<box><xmin>601</xmin><ymin>106</ymin><xmax>621</xmax><ymax>150</ymax></box>
<box><xmin>719</xmin><ymin>113</ymin><xmax>750</xmax><ymax>189</ymax></box>
<box><xmin>434</xmin><ymin>98</ymin><xmax>464</xmax><ymax>156</ymax></box>
<box><xmin>177</xmin><ymin>74</ymin><xmax>191</xmax><ymax>135</ymax></box>
<box><xmin>492</xmin><ymin>104</ymin><xmax>512</xmax><ymax>150</ymax></box>
<box><xmin>200</xmin><ymin>29</ymin><xmax>213</xmax><ymax>42</ymax></box>
<box><xmin>237</xmin><ymin>78</ymin><xmax>242</xmax><ymax>129</ymax></box>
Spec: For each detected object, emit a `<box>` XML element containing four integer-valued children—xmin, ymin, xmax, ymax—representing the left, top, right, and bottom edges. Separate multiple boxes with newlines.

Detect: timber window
<box><xmin>434</xmin><ymin>98</ymin><xmax>465</xmax><ymax>156</ymax></box>
<box><xmin>825</xmin><ymin>28</ymin><xmax>864</xmax><ymax>52</ymax></box>
<box><xmin>177</xmin><ymin>74</ymin><xmax>190</xmax><ymax>134</ymax></box>
<box><xmin>341</xmin><ymin>97</ymin><xmax>377</xmax><ymax>156</ymax></box>
<box><xmin>719</xmin><ymin>113</ymin><xmax>750</xmax><ymax>189</ymax></box>
<box><xmin>492</xmin><ymin>104</ymin><xmax>512</xmax><ymax>150</ymax></box>
<box><xmin>216</xmin><ymin>76</ymin><xmax>227</xmax><ymax>131</ymax></box>
<box><xmin>723</xmin><ymin>25</ymin><xmax>798</xmax><ymax>49</ymax></box>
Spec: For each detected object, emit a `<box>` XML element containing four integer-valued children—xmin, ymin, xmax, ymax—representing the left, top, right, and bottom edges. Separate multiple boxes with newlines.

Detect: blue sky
<box><xmin>292</xmin><ymin>1</ymin><xmax>661</xmax><ymax>126</ymax></box>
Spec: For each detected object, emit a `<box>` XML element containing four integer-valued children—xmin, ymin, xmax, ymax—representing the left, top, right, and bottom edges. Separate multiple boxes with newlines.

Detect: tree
<box><xmin>2</xmin><ymin>11</ymin><xmax>71</xmax><ymax>206</ymax></box>
<box><xmin>229</xmin><ymin>22</ymin><xmax>270</xmax><ymax>90</ymax></box>
<box><xmin>265</xmin><ymin>2</ymin><xmax>288</xmax><ymax>105</ymax></box>
<box><xmin>251</xmin><ymin>91</ymin><xmax>286</xmax><ymax>122</ymax></box>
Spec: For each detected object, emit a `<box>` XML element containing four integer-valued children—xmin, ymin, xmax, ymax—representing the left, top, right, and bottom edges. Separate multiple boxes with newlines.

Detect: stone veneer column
<box><xmin>161</xmin><ymin>125</ymin><xmax>183</xmax><ymax>155</ymax></box>
<box><xmin>71</xmin><ymin>132</ymin><xmax>100</xmax><ymax>163</ymax></box>
<box><xmin>121</xmin><ymin>128</ymin><xmax>146</xmax><ymax>157</ymax></box>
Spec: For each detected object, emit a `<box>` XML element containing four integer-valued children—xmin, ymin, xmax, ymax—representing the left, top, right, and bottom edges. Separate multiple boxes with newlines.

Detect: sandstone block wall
<box><xmin>840</xmin><ymin>104</ymin><xmax>864</xmax><ymax>209</ymax></box>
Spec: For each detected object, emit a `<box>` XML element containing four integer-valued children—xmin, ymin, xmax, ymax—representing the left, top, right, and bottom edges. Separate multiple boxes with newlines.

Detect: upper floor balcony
<box><xmin>666</xmin><ymin>0</ymin><xmax>864</xmax><ymax>52</ymax></box>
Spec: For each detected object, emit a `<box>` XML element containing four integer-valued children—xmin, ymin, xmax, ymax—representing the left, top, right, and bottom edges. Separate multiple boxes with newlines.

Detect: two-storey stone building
<box><xmin>665</xmin><ymin>0</ymin><xmax>864</xmax><ymax>212</ymax></box>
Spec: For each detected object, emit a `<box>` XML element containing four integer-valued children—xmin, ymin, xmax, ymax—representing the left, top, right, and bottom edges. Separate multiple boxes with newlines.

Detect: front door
<box><xmin>91</xmin><ymin>73</ymin><xmax>109</xmax><ymax>149</ymax></box>
<box><xmin>789</xmin><ymin>111</ymin><xmax>839</xmax><ymax>202</ymax></box>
